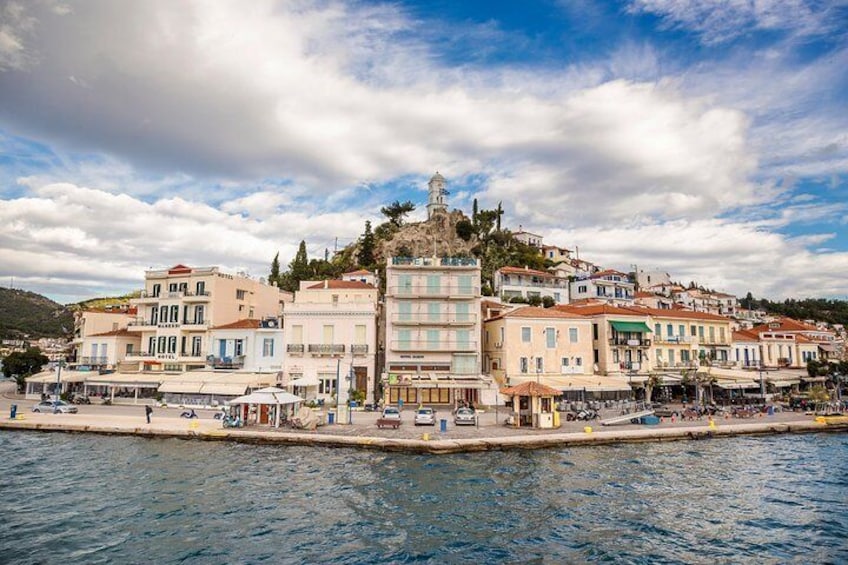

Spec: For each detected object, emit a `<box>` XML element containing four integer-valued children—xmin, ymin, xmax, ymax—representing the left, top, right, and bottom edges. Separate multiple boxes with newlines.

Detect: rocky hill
<box><xmin>0</xmin><ymin>288</ymin><xmax>74</xmax><ymax>339</ymax></box>
<box><xmin>376</xmin><ymin>209</ymin><xmax>478</xmax><ymax>263</ymax></box>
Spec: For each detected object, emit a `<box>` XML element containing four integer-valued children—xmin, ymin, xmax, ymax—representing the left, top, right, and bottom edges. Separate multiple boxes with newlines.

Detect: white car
<box><xmin>414</xmin><ymin>407</ymin><xmax>436</xmax><ymax>426</ymax></box>
<box><xmin>454</xmin><ymin>407</ymin><xmax>476</xmax><ymax>426</ymax></box>
<box><xmin>381</xmin><ymin>406</ymin><xmax>401</xmax><ymax>420</ymax></box>
<box><xmin>32</xmin><ymin>400</ymin><xmax>78</xmax><ymax>414</ymax></box>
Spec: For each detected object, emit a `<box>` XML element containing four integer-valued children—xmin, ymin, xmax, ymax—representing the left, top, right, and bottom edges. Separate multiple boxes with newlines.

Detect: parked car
<box><xmin>454</xmin><ymin>407</ymin><xmax>476</xmax><ymax>426</ymax></box>
<box><xmin>381</xmin><ymin>406</ymin><xmax>401</xmax><ymax>420</ymax></box>
<box><xmin>414</xmin><ymin>407</ymin><xmax>436</xmax><ymax>426</ymax></box>
<box><xmin>32</xmin><ymin>400</ymin><xmax>78</xmax><ymax>414</ymax></box>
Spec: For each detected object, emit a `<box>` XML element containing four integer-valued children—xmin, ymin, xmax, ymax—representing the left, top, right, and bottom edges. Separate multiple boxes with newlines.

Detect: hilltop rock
<box><xmin>377</xmin><ymin>209</ymin><xmax>478</xmax><ymax>262</ymax></box>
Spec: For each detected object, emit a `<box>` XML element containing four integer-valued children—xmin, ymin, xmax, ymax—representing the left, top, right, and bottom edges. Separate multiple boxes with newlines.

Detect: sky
<box><xmin>0</xmin><ymin>0</ymin><xmax>847</xmax><ymax>304</ymax></box>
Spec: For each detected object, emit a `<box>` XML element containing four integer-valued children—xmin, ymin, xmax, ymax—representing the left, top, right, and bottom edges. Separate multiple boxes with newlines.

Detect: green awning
<box><xmin>610</xmin><ymin>321</ymin><xmax>652</xmax><ymax>333</ymax></box>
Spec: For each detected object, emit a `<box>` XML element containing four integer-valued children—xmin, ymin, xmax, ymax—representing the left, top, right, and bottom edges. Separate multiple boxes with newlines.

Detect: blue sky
<box><xmin>0</xmin><ymin>0</ymin><xmax>846</xmax><ymax>303</ymax></box>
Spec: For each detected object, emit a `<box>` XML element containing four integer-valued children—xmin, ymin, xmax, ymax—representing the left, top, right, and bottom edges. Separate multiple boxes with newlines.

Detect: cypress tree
<box><xmin>269</xmin><ymin>252</ymin><xmax>281</xmax><ymax>287</ymax></box>
<box><xmin>358</xmin><ymin>220</ymin><xmax>375</xmax><ymax>267</ymax></box>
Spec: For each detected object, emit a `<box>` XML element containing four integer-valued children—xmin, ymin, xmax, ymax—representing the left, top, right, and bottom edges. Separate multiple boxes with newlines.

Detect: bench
<box><xmin>376</xmin><ymin>418</ymin><xmax>401</xmax><ymax>429</ymax></box>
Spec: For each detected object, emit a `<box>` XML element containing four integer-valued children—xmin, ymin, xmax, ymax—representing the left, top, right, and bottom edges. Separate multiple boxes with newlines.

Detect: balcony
<box><xmin>183</xmin><ymin>291</ymin><xmax>211</xmax><ymax>302</ymax></box>
<box><xmin>351</xmin><ymin>344</ymin><xmax>369</xmax><ymax>356</ymax></box>
<box><xmin>287</xmin><ymin>343</ymin><xmax>305</xmax><ymax>354</ymax></box>
<box><xmin>75</xmin><ymin>356</ymin><xmax>108</xmax><ymax>365</ymax></box>
<box><xmin>391</xmin><ymin>340</ymin><xmax>478</xmax><ymax>352</ymax></box>
<box><xmin>127</xmin><ymin>319</ymin><xmax>156</xmax><ymax>331</ymax></box>
<box><xmin>125</xmin><ymin>350</ymin><xmax>152</xmax><ymax>359</ymax></box>
<box><xmin>206</xmin><ymin>355</ymin><xmax>244</xmax><ymax>369</ymax></box>
<box><xmin>387</xmin><ymin>285</ymin><xmax>480</xmax><ymax>298</ymax></box>
<box><xmin>181</xmin><ymin>320</ymin><xmax>208</xmax><ymax>330</ymax></box>
<box><xmin>609</xmin><ymin>337</ymin><xmax>651</xmax><ymax>348</ymax></box>
<box><xmin>655</xmin><ymin>336</ymin><xmax>692</xmax><ymax>345</ymax></box>
<box><xmin>391</xmin><ymin>313</ymin><xmax>478</xmax><ymax>325</ymax></box>
<box><xmin>308</xmin><ymin>344</ymin><xmax>346</xmax><ymax>355</ymax></box>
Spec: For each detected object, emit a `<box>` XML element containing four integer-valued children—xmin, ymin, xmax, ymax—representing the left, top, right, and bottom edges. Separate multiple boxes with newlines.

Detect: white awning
<box><xmin>158</xmin><ymin>381</ymin><xmax>204</xmax><ymax>394</ymax></box>
<box><xmin>201</xmin><ymin>383</ymin><xmax>249</xmax><ymax>396</ymax></box>
<box><xmin>228</xmin><ymin>391</ymin><xmax>304</xmax><ymax>405</ymax></box>
<box><xmin>714</xmin><ymin>380</ymin><xmax>760</xmax><ymax>389</ymax></box>
<box><xmin>288</xmin><ymin>375</ymin><xmax>320</xmax><ymax>387</ymax></box>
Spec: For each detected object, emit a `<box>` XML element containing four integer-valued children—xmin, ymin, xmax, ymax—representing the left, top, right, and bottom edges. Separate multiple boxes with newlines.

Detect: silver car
<box><xmin>454</xmin><ymin>407</ymin><xmax>476</xmax><ymax>425</ymax></box>
<box><xmin>414</xmin><ymin>407</ymin><xmax>436</xmax><ymax>426</ymax></box>
<box><xmin>32</xmin><ymin>400</ymin><xmax>78</xmax><ymax>414</ymax></box>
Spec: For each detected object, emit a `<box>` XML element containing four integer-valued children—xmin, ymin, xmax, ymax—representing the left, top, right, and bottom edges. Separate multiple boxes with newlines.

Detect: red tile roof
<box><xmin>498</xmin><ymin>266</ymin><xmax>554</xmax><ymax>277</ymax></box>
<box><xmin>490</xmin><ymin>306</ymin><xmax>587</xmax><ymax>321</ymax></box>
<box><xmin>590</xmin><ymin>269</ymin><xmax>628</xmax><ymax>279</ymax></box>
<box><xmin>306</xmin><ymin>280</ymin><xmax>375</xmax><ymax>290</ymax></box>
<box><xmin>732</xmin><ymin>329</ymin><xmax>759</xmax><ymax>342</ymax></box>
<box><xmin>553</xmin><ymin>304</ymin><xmax>648</xmax><ymax>317</ymax></box>
<box><xmin>343</xmin><ymin>269</ymin><xmax>373</xmax><ymax>276</ymax></box>
<box><xmin>211</xmin><ymin>319</ymin><xmax>262</xmax><ymax>330</ymax></box>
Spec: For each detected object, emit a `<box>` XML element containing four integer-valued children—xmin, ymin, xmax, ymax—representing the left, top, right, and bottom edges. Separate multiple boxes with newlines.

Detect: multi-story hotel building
<box><xmin>570</xmin><ymin>270</ymin><xmax>635</xmax><ymax>305</ymax></box>
<box><xmin>383</xmin><ymin>256</ymin><xmax>491</xmax><ymax>407</ymax></box>
<box><xmin>282</xmin><ymin>280</ymin><xmax>379</xmax><ymax>404</ymax></box>
<box><xmin>127</xmin><ymin>264</ymin><xmax>291</xmax><ymax>372</ymax></box>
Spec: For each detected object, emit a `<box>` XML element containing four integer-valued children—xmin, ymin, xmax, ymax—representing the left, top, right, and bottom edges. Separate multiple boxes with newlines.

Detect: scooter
<box><xmin>180</xmin><ymin>409</ymin><xmax>199</xmax><ymax>419</ymax></box>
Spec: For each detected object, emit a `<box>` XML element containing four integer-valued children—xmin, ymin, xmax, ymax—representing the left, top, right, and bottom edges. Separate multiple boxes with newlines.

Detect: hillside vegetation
<box><xmin>0</xmin><ymin>288</ymin><xmax>73</xmax><ymax>339</ymax></box>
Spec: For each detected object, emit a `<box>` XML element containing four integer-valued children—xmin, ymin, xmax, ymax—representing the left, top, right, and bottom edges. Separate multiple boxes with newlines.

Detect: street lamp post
<box><xmin>54</xmin><ymin>359</ymin><xmax>65</xmax><ymax>403</ymax></box>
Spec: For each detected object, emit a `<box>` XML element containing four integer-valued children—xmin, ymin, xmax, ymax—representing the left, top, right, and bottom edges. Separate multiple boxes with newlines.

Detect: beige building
<box><xmin>733</xmin><ymin>317</ymin><xmax>835</xmax><ymax>369</ymax></box>
<box><xmin>493</xmin><ymin>266</ymin><xmax>569</xmax><ymax>305</ymax></box>
<box><xmin>70</xmin><ymin>308</ymin><xmax>139</xmax><ymax>370</ymax></box>
<box><xmin>483</xmin><ymin>307</ymin><xmax>594</xmax><ymax>387</ymax></box>
<box><xmin>383</xmin><ymin>256</ymin><xmax>491</xmax><ymax>407</ymax></box>
<box><xmin>282</xmin><ymin>280</ymin><xmax>379</xmax><ymax>404</ymax></box>
<box><xmin>127</xmin><ymin>264</ymin><xmax>292</xmax><ymax>372</ymax></box>
<box><xmin>646</xmin><ymin>308</ymin><xmax>733</xmax><ymax>368</ymax></box>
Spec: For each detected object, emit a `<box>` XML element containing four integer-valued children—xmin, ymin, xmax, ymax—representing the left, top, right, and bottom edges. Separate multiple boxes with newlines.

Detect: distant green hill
<box><xmin>72</xmin><ymin>292</ymin><xmax>140</xmax><ymax>311</ymax></box>
<box><xmin>0</xmin><ymin>288</ymin><xmax>74</xmax><ymax>339</ymax></box>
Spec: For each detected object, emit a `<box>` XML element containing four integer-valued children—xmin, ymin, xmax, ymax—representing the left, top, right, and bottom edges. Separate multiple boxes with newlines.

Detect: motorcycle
<box><xmin>576</xmin><ymin>409</ymin><xmax>599</xmax><ymax>421</ymax></box>
<box><xmin>180</xmin><ymin>409</ymin><xmax>199</xmax><ymax>419</ymax></box>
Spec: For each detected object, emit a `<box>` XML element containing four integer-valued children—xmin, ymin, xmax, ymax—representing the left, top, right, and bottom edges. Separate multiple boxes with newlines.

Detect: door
<box><xmin>354</xmin><ymin>367</ymin><xmax>368</xmax><ymax>393</ymax></box>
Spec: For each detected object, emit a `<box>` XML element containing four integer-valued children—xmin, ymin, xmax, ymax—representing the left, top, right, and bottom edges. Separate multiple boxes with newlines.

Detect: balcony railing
<box><xmin>128</xmin><ymin>319</ymin><xmax>155</xmax><ymax>328</ymax></box>
<box><xmin>183</xmin><ymin>291</ymin><xmax>211</xmax><ymax>301</ymax></box>
<box><xmin>654</xmin><ymin>336</ymin><xmax>692</xmax><ymax>344</ymax></box>
<box><xmin>76</xmin><ymin>356</ymin><xmax>108</xmax><ymax>365</ymax></box>
<box><xmin>391</xmin><ymin>340</ymin><xmax>477</xmax><ymax>352</ymax></box>
<box><xmin>206</xmin><ymin>355</ymin><xmax>244</xmax><ymax>369</ymax></box>
<box><xmin>125</xmin><ymin>351</ymin><xmax>152</xmax><ymax>358</ymax></box>
<box><xmin>500</xmin><ymin>279</ymin><xmax>568</xmax><ymax>289</ymax></box>
<box><xmin>388</xmin><ymin>285</ymin><xmax>480</xmax><ymax>297</ymax></box>
<box><xmin>609</xmin><ymin>338</ymin><xmax>651</xmax><ymax>347</ymax></box>
<box><xmin>287</xmin><ymin>343</ymin><xmax>305</xmax><ymax>353</ymax></box>
<box><xmin>391</xmin><ymin>313</ymin><xmax>478</xmax><ymax>325</ymax></box>
<box><xmin>351</xmin><ymin>344</ymin><xmax>369</xmax><ymax>355</ymax></box>
<box><xmin>308</xmin><ymin>344</ymin><xmax>346</xmax><ymax>355</ymax></box>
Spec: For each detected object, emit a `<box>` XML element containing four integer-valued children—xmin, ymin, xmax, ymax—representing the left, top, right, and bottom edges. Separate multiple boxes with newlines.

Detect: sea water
<box><xmin>1</xmin><ymin>431</ymin><xmax>846</xmax><ymax>564</ymax></box>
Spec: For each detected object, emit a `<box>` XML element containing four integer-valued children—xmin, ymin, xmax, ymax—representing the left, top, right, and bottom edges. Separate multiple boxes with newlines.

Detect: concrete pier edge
<box><xmin>2</xmin><ymin>419</ymin><xmax>846</xmax><ymax>454</ymax></box>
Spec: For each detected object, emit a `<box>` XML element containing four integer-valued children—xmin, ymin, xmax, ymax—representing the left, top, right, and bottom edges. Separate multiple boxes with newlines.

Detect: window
<box><xmin>546</xmin><ymin>327</ymin><xmax>556</xmax><ymax>348</ymax></box>
<box><xmin>194</xmin><ymin>306</ymin><xmax>204</xmax><ymax>324</ymax></box>
<box><xmin>456</xmin><ymin>329</ymin><xmax>470</xmax><ymax>349</ymax></box>
<box><xmin>318</xmin><ymin>375</ymin><xmax>336</xmax><ymax>396</ymax></box>
<box><xmin>170</xmin><ymin>305</ymin><xmax>179</xmax><ymax>323</ymax></box>
<box><xmin>263</xmin><ymin>338</ymin><xmax>274</xmax><ymax>357</ymax></box>
<box><xmin>398</xmin><ymin>302</ymin><xmax>412</xmax><ymax>321</ymax></box>
<box><xmin>398</xmin><ymin>329</ymin><xmax>411</xmax><ymax>350</ymax></box>
<box><xmin>535</xmin><ymin>357</ymin><xmax>544</xmax><ymax>372</ymax></box>
<box><xmin>398</xmin><ymin>274</ymin><xmax>412</xmax><ymax>295</ymax></box>
<box><xmin>152</xmin><ymin>284</ymin><xmax>161</xmax><ymax>297</ymax></box>
<box><xmin>150</xmin><ymin>308</ymin><xmax>158</xmax><ymax>325</ymax></box>
<box><xmin>236</xmin><ymin>289</ymin><xmax>247</xmax><ymax>300</ymax></box>
<box><xmin>428</xmin><ymin>302</ymin><xmax>441</xmax><ymax>322</ymax></box>
<box><xmin>698</xmin><ymin>326</ymin><xmax>704</xmax><ymax>338</ymax></box>
<box><xmin>719</xmin><ymin>327</ymin><xmax>726</xmax><ymax>343</ymax></box>
<box><xmin>332</xmin><ymin>294</ymin><xmax>339</xmax><ymax>304</ymax></box>
<box><xmin>458</xmin><ymin>275</ymin><xmax>473</xmax><ymax>294</ymax></box>
<box><xmin>427</xmin><ymin>329</ymin><xmax>440</xmax><ymax>348</ymax></box>
<box><xmin>554</xmin><ymin>292</ymin><xmax>561</xmax><ymax>302</ymax></box>
<box><xmin>594</xmin><ymin>349</ymin><xmax>599</xmax><ymax>363</ymax></box>
<box><xmin>654</xmin><ymin>323</ymin><xmax>662</xmax><ymax>336</ymax></box>
<box><xmin>148</xmin><ymin>337</ymin><xmax>156</xmax><ymax>354</ymax></box>
<box><xmin>426</xmin><ymin>275</ymin><xmax>441</xmax><ymax>295</ymax></box>
<box><xmin>575</xmin><ymin>357</ymin><xmax>582</xmax><ymax>366</ymax></box>
<box><xmin>612</xmin><ymin>349</ymin><xmax>619</xmax><ymax>363</ymax></box>
<box><xmin>678</xmin><ymin>325</ymin><xmax>685</xmax><ymax>338</ymax></box>
<box><xmin>569</xmin><ymin>327</ymin><xmax>578</xmax><ymax>343</ymax></box>
<box><xmin>709</xmin><ymin>327</ymin><xmax>715</xmax><ymax>341</ymax></box>
<box><xmin>561</xmin><ymin>357</ymin><xmax>570</xmax><ymax>367</ymax></box>
<box><xmin>666</xmin><ymin>324</ymin><xmax>673</xmax><ymax>336</ymax></box>
<box><xmin>455</xmin><ymin>302</ymin><xmax>469</xmax><ymax>322</ymax></box>
<box><xmin>178</xmin><ymin>282</ymin><xmax>187</xmax><ymax>294</ymax></box>
<box><xmin>578</xmin><ymin>285</ymin><xmax>587</xmax><ymax>293</ymax></box>
<box><xmin>169</xmin><ymin>283</ymin><xmax>178</xmax><ymax>292</ymax></box>
<box><xmin>159</xmin><ymin>305</ymin><xmax>168</xmax><ymax>323</ymax></box>
<box><xmin>521</xmin><ymin>327</ymin><xmax>531</xmax><ymax>343</ymax></box>
<box><xmin>520</xmin><ymin>357</ymin><xmax>528</xmax><ymax>373</ymax></box>
<box><xmin>355</xmin><ymin>325</ymin><xmax>366</xmax><ymax>345</ymax></box>
<box><xmin>691</xmin><ymin>325</ymin><xmax>697</xmax><ymax>336</ymax></box>
<box><xmin>682</xmin><ymin>350</ymin><xmax>690</xmax><ymax>362</ymax></box>
<box><xmin>593</xmin><ymin>324</ymin><xmax>599</xmax><ymax>340</ymax></box>
<box><xmin>168</xmin><ymin>336</ymin><xmax>177</xmax><ymax>353</ymax></box>
<box><xmin>452</xmin><ymin>354</ymin><xmax>476</xmax><ymax>374</ymax></box>
<box><xmin>668</xmin><ymin>349</ymin><xmax>675</xmax><ymax>365</ymax></box>
<box><xmin>292</xmin><ymin>325</ymin><xmax>303</xmax><ymax>344</ymax></box>
<box><xmin>158</xmin><ymin>336</ymin><xmax>166</xmax><ymax>353</ymax></box>
<box><xmin>234</xmin><ymin>339</ymin><xmax>244</xmax><ymax>356</ymax></box>
<box><xmin>196</xmin><ymin>281</ymin><xmax>205</xmax><ymax>295</ymax></box>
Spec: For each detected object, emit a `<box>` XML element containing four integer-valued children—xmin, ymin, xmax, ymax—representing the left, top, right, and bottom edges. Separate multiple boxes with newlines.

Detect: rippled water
<box><xmin>1</xmin><ymin>431</ymin><xmax>846</xmax><ymax>564</ymax></box>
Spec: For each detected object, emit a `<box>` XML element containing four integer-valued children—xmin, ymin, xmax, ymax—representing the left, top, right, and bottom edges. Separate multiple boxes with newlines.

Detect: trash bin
<box><xmin>10</xmin><ymin>404</ymin><xmax>17</xmax><ymax>419</ymax></box>
<box><xmin>767</xmin><ymin>405</ymin><xmax>774</xmax><ymax>416</ymax></box>
<box><xmin>440</xmin><ymin>419</ymin><xmax>447</xmax><ymax>433</ymax></box>
<box><xmin>328</xmin><ymin>411</ymin><xmax>335</xmax><ymax>425</ymax></box>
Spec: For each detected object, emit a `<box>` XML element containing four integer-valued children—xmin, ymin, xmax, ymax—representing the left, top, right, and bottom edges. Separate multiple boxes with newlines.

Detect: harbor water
<box><xmin>1</xmin><ymin>431</ymin><xmax>846</xmax><ymax>564</ymax></box>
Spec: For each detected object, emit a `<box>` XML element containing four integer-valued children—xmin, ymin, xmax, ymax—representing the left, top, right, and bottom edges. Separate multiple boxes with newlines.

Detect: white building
<box><xmin>282</xmin><ymin>280</ymin><xmax>379</xmax><ymax>404</ymax></box>
<box><xmin>493</xmin><ymin>266</ymin><xmax>569</xmax><ymax>305</ymax></box>
<box><xmin>512</xmin><ymin>227</ymin><xmax>544</xmax><ymax>248</ymax></box>
<box><xmin>207</xmin><ymin>318</ymin><xmax>285</xmax><ymax>374</ymax></box>
<box><xmin>426</xmin><ymin>172</ymin><xmax>448</xmax><ymax>219</ymax></box>
<box><xmin>569</xmin><ymin>270</ymin><xmax>635</xmax><ymax>305</ymax></box>
<box><xmin>636</xmin><ymin>269</ymin><xmax>671</xmax><ymax>290</ymax></box>
<box><xmin>342</xmin><ymin>269</ymin><xmax>378</xmax><ymax>287</ymax></box>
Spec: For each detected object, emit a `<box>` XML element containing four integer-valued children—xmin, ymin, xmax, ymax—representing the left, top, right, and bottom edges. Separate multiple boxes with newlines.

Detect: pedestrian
<box><xmin>145</xmin><ymin>404</ymin><xmax>153</xmax><ymax>424</ymax></box>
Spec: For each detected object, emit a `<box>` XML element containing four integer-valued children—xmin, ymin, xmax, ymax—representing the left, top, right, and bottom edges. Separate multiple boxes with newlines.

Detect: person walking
<box><xmin>145</xmin><ymin>405</ymin><xmax>153</xmax><ymax>424</ymax></box>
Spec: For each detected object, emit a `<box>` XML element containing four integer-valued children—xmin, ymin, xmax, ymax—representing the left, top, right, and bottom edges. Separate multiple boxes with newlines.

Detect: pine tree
<box><xmin>496</xmin><ymin>201</ymin><xmax>503</xmax><ymax>232</ymax></box>
<box><xmin>358</xmin><ymin>220</ymin><xmax>375</xmax><ymax>267</ymax></box>
<box><xmin>269</xmin><ymin>252</ymin><xmax>281</xmax><ymax>287</ymax></box>
<box><xmin>280</xmin><ymin>241</ymin><xmax>310</xmax><ymax>292</ymax></box>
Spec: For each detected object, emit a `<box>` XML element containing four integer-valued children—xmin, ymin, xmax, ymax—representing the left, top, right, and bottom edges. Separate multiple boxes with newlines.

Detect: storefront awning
<box><xmin>610</xmin><ymin>321</ymin><xmax>652</xmax><ymax>333</ymax></box>
<box><xmin>201</xmin><ymin>383</ymin><xmax>250</xmax><ymax>396</ymax></box>
<box><xmin>714</xmin><ymin>380</ymin><xmax>760</xmax><ymax>389</ymax></box>
<box><xmin>158</xmin><ymin>381</ymin><xmax>204</xmax><ymax>394</ymax></box>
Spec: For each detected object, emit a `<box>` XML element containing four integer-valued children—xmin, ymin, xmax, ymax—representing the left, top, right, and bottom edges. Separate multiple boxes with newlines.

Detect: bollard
<box><xmin>584</xmin><ymin>426</ymin><xmax>592</xmax><ymax>434</ymax></box>
<box><xmin>440</xmin><ymin>419</ymin><xmax>447</xmax><ymax>433</ymax></box>
<box><xmin>328</xmin><ymin>411</ymin><xmax>335</xmax><ymax>425</ymax></box>
<box><xmin>10</xmin><ymin>404</ymin><xmax>17</xmax><ymax>419</ymax></box>
<box><xmin>422</xmin><ymin>433</ymin><xmax>430</xmax><ymax>441</ymax></box>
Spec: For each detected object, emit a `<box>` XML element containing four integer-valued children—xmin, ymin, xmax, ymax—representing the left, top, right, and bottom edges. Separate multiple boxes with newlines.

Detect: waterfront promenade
<box><xmin>2</xmin><ymin>385</ymin><xmax>844</xmax><ymax>454</ymax></box>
